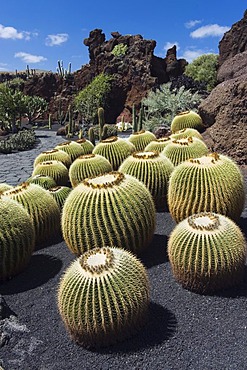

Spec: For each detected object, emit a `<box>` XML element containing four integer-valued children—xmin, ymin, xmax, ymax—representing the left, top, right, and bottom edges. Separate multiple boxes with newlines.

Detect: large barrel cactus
<box><xmin>62</xmin><ymin>172</ymin><xmax>156</xmax><ymax>255</ymax></box>
<box><xmin>57</xmin><ymin>246</ymin><xmax>150</xmax><ymax>348</ymax></box>
<box><xmin>168</xmin><ymin>153</ymin><xmax>245</xmax><ymax>222</ymax></box>
<box><xmin>54</xmin><ymin>141</ymin><xmax>86</xmax><ymax>162</ymax></box>
<box><xmin>3</xmin><ymin>183</ymin><xmax>61</xmax><ymax>245</ymax></box>
<box><xmin>25</xmin><ymin>174</ymin><xmax>57</xmax><ymax>190</ymax></box>
<box><xmin>0</xmin><ymin>183</ymin><xmax>13</xmax><ymax>195</ymax></box>
<box><xmin>69</xmin><ymin>153</ymin><xmax>112</xmax><ymax>188</ymax></box>
<box><xmin>170</xmin><ymin>128</ymin><xmax>203</xmax><ymax>141</ymax></box>
<box><xmin>0</xmin><ymin>197</ymin><xmax>35</xmax><ymax>281</ymax></box>
<box><xmin>162</xmin><ymin>137</ymin><xmax>208</xmax><ymax>166</ymax></box>
<box><xmin>34</xmin><ymin>149</ymin><xmax>72</xmax><ymax>169</ymax></box>
<box><xmin>32</xmin><ymin>160</ymin><xmax>69</xmax><ymax>186</ymax></box>
<box><xmin>92</xmin><ymin>136</ymin><xmax>135</xmax><ymax>170</ymax></box>
<box><xmin>127</xmin><ymin>130</ymin><xmax>156</xmax><ymax>151</ymax></box>
<box><xmin>144</xmin><ymin>137</ymin><xmax>172</xmax><ymax>153</ymax></box>
<box><xmin>171</xmin><ymin>110</ymin><xmax>204</xmax><ymax>133</ymax></box>
<box><xmin>168</xmin><ymin>212</ymin><xmax>246</xmax><ymax>294</ymax></box>
<box><xmin>48</xmin><ymin>186</ymin><xmax>72</xmax><ymax>211</ymax></box>
<box><xmin>75</xmin><ymin>138</ymin><xmax>95</xmax><ymax>154</ymax></box>
<box><xmin>119</xmin><ymin>151</ymin><xmax>174</xmax><ymax>208</ymax></box>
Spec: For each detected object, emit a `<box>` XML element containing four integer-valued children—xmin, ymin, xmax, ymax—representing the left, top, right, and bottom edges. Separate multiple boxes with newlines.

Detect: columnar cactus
<box><xmin>57</xmin><ymin>246</ymin><xmax>150</xmax><ymax>348</ymax></box>
<box><xmin>119</xmin><ymin>151</ymin><xmax>174</xmax><ymax>208</ymax></box>
<box><xmin>25</xmin><ymin>174</ymin><xmax>57</xmax><ymax>190</ymax></box>
<box><xmin>62</xmin><ymin>172</ymin><xmax>156</xmax><ymax>255</ymax></box>
<box><xmin>0</xmin><ymin>183</ymin><xmax>13</xmax><ymax>195</ymax></box>
<box><xmin>0</xmin><ymin>197</ymin><xmax>35</xmax><ymax>281</ymax></box>
<box><xmin>127</xmin><ymin>130</ymin><xmax>156</xmax><ymax>151</ymax></box>
<box><xmin>144</xmin><ymin>137</ymin><xmax>172</xmax><ymax>153</ymax></box>
<box><xmin>32</xmin><ymin>160</ymin><xmax>69</xmax><ymax>186</ymax></box>
<box><xmin>92</xmin><ymin>136</ymin><xmax>135</xmax><ymax>170</ymax></box>
<box><xmin>171</xmin><ymin>110</ymin><xmax>204</xmax><ymax>133</ymax></box>
<box><xmin>48</xmin><ymin>186</ymin><xmax>72</xmax><ymax>211</ymax></box>
<box><xmin>75</xmin><ymin>138</ymin><xmax>95</xmax><ymax>154</ymax></box>
<box><xmin>69</xmin><ymin>153</ymin><xmax>112</xmax><ymax>188</ymax></box>
<box><xmin>3</xmin><ymin>183</ymin><xmax>61</xmax><ymax>246</ymax></box>
<box><xmin>170</xmin><ymin>128</ymin><xmax>203</xmax><ymax>141</ymax></box>
<box><xmin>54</xmin><ymin>141</ymin><xmax>85</xmax><ymax>162</ymax></box>
<box><xmin>168</xmin><ymin>153</ymin><xmax>245</xmax><ymax>222</ymax></box>
<box><xmin>168</xmin><ymin>212</ymin><xmax>246</xmax><ymax>294</ymax></box>
<box><xmin>162</xmin><ymin>137</ymin><xmax>208</xmax><ymax>166</ymax></box>
<box><xmin>34</xmin><ymin>149</ymin><xmax>72</xmax><ymax>169</ymax></box>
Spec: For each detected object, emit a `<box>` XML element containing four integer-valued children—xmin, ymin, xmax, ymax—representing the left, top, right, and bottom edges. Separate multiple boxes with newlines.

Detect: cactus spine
<box><xmin>48</xmin><ymin>186</ymin><xmax>72</xmax><ymax>211</ymax></box>
<box><xmin>32</xmin><ymin>160</ymin><xmax>69</xmax><ymax>186</ymax></box>
<box><xmin>128</xmin><ymin>130</ymin><xmax>156</xmax><ymax>152</ymax></box>
<box><xmin>0</xmin><ymin>183</ymin><xmax>13</xmax><ymax>195</ymax></box>
<box><xmin>168</xmin><ymin>212</ymin><xmax>246</xmax><ymax>294</ymax></box>
<box><xmin>25</xmin><ymin>174</ymin><xmax>57</xmax><ymax>190</ymax></box>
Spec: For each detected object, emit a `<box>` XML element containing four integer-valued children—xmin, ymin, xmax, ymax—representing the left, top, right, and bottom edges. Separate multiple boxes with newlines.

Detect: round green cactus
<box><xmin>162</xmin><ymin>137</ymin><xmax>208</xmax><ymax>166</ymax></box>
<box><xmin>168</xmin><ymin>212</ymin><xmax>246</xmax><ymax>294</ymax></box>
<box><xmin>170</xmin><ymin>128</ymin><xmax>203</xmax><ymax>141</ymax></box>
<box><xmin>0</xmin><ymin>183</ymin><xmax>13</xmax><ymax>195</ymax></box>
<box><xmin>34</xmin><ymin>149</ymin><xmax>72</xmax><ymax>169</ymax></box>
<box><xmin>57</xmin><ymin>246</ymin><xmax>150</xmax><ymax>348</ymax></box>
<box><xmin>54</xmin><ymin>141</ymin><xmax>86</xmax><ymax>162</ymax></box>
<box><xmin>144</xmin><ymin>137</ymin><xmax>172</xmax><ymax>153</ymax></box>
<box><xmin>69</xmin><ymin>153</ymin><xmax>113</xmax><ymax>188</ymax></box>
<box><xmin>171</xmin><ymin>110</ymin><xmax>205</xmax><ymax>133</ymax></box>
<box><xmin>25</xmin><ymin>174</ymin><xmax>57</xmax><ymax>190</ymax></box>
<box><xmin>75</xmin><ymin>138</ymin><xmax>95</xmax><ymax>154</ymax></box>
<box><xmin>127</xmin><ymin>130</ymin><xmax>156</xmax><ymax>151</ymax></box>
<box><xmin>92</xmin><ymin>136</ymin><xmax>135</xmax><ymax>170</ymax></box>
<box><xmin>32</xmin><ymin>160</ymin><xmax>69</xmax><ymax>186</ymax></box>
<box><xmin>3</xmin><ymin>183</ymin><xmax>61</xmax><ymax>246</ymax></box>
<box><xmin>62</xmin><ymin>171</ymin><xmax>156</xmax><ymax>255</ymax></box>
<box><xmin>119</xmin><ymin>151</ymin><xmax>174</xmax><ymax>208</ymax></box>
<box><xmin>0</xmin><ymin>197</ymin><xmax>35</xmax><ymax>281</ymax></box>
<box><xmin>168</xmin><ymin>153</ymin><xmax>245</xmax><ymax>222</ymax></box>
<box><xmin>48</xmin><ymin>186</ymin><xmax>72</xmax><ymax>210</ymax></box>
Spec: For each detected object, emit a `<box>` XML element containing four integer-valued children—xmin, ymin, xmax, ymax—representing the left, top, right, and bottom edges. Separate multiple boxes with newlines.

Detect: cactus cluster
<box><xmin>34</xmin><ymin>149</ymin><xmax>72</xmax><ymax>169</ymax></box>
<box><xmin>128</xmin><ymin>130</ymin><xmax>156</xmax><ymax>151</ymax></box>
<box><xmin>54</xmin><ymin>141</ymin><xmax>85</xmax><ymax>162</ymax></box>
<box><xmin>57</xmin><ymin>246</ymin><xmax>150</xmax><ymax>348</ymax></box>
<box><xmin>32</xmin><ymin>160</ymin><xmax>69</xmax><ymax>186</ymax></box>
<box><xmin>62</xmin><ymin>171</ymin><xmax>156</xmax><ymax>255</ymax></box>
<box><xmin>168</xmin><ymin>153</ymin><xmax>245</xmax><ymax>222</ymax></box>
<box><xmin>168</xmin><ymin>212</ymin><xmax>246</xmax><ymax>294</ymax></box>
<box><xmin>171</xmin><ymin>110</ymin><xmax>205</xmax><ymax>133</ymax></box>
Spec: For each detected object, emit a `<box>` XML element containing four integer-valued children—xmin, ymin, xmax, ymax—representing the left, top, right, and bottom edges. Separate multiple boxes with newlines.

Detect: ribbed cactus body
<box><xmin>57</xmin><ymin>246</ymin><xmax>150</xmax><ymax>348</ymax></box>
<box><xmin>75</xmin><ymin>138</ymin><xmax>94</xmax><ymax>154</ymax></box>
<box><xmin>144</xmin><ymin>137</ymin><xmax>172</xmax><ymax>152</ymax></box>
<box><xmin>162</xmin><ymin>137</ymin><xmax>208</xmax><ymax>166</ymax></box>
<box><xmin>54</xmin><ymin>141</ymin><xmax>85</xmax><ymax>162</ymax></box>
<box><xmin>3</xmin><ymin>183</ymin><xmax>61</xmax><ymax>245</ymax></box>
<box><xmin>171</xmin><ymin>111</ymin><xmax>204</xmax><ymax>133</ymax></box>
<box><xmin>25</xmin><ymin>174</ymin><xmax>57</xmax><ymax>190</ymax></box>
<box><xmin>0</xmin><ymin>183</ymin><xmax>13</xmax><ymax>194</ymax></box>
<box><xmin>48</xmin><ymin>186</ymin><xmax>72</xmax><ymax>210</ymax></box>
<box><xmin>32</xmin><ymin>160</ymin><xmax>69</xmax><ymax>186</ymax></box>
<box><xmin>119</xmin><ymin>151</ymin><xmax>174</xmax><ymax>207</ymax></box>
<box><xmin>62</xmin><ymin>172</ymin><xmax>156</xmax><ymax>255</ymax></box>
<box><xmin>0</xmin><ymin>197</ymin><xmax>35</xmax><ymax>281</ymax></box>
<box><xmin>128</xmin><ymin>130</ymin><xmax>156</xmax><ymax>151</ymax></box>
<box><xmin>168</xmin><ymin>153</ymin><xmax>245</xmax><ymax>222</ymax></box>
<box><xmin>92</xmin><ymin>136</ymin><xmax>135</xmax><ymax>170</ymax></box>
<box><xmin>170</xmin><ymin>128</ymin><xmax>203</xmax><ymax>141</ymax></box>
<box><xmin>34</xmin><ymin>149</ymin><xmax>72</xmax><ymax>169</ymax></box>
<box><xmin>69</xmin><ymin>153</ymin><xmax>112</xmax><ymax>188</ymax></box>
<box><xmin>168</xmin><ymin>212</ymin><xmax>246</xmax><ymax>294</ymax></box>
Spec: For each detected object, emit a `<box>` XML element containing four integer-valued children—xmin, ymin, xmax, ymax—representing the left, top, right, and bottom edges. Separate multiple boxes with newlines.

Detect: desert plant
<box><xmin>168</xmin><ymin>153</ymin><xmax>245</xmax><ymax>222</ymax></box>
<box><xmin>0</xmin><ymin>129</ymin><xmax>36</xmax><ymax>153</ymax></box>
<box><xmin>170</xmin><ymin>111</ymin><xmax>205</xmax><ymax>133</ymax></box>
<box><xmin>127</xmin><ymin>130</ymin><xmax>156</xmax><ymax>151</ymax></box>
<box><xmin>54</xmin><ymin>141</ymin><xmax>85</xmax><ymax>162</ymax></box>
<box><xmin>0</xmin><ymin>197</ymin><xmax>35</xmax><ymax>281</ymax></box>
<box><xmin>144</xmin><ymin>137</ymin><xmax>172</xmax><ymax>152</ymax></box>
<box><xmin>111</xmin><ymin>43</ymin><xmax>128</xmax><ymax>57</ymax></box>
<box><xmin>0</xmin><ymin>183</ymin><xmax>13</xmax><ymax>194</ymax></box>
<box><xmin>57</xmin><ymin>246</ymin><xmax>150</xmax><ymax>348</ymax></box>
<box><xmin>88</xmin><ymin>124</ymin><xmax>118</xmax><ymax>141</ymax></box>
<box><xmin>168</xmin><ymin>212</ymin><xmax>246</xmax><ymax>294</ymax></box>
<box><xmin>34</xmin><ymin>149</ymin><xmax>72</xmax><ymax>169</ymax></box>
<box><xmin>62</xmin><ymin>172</ymin><xmax>156</xmax><ymax>255</ymax></box>
<box><xmin>32</xmin><ymin>160</ymin><xmax>69</xmax><ymax>186</ymax></box>
<box><xmin>48</xmin><ymin>186</ymin><xmax>72</xmax><ymax>211</ymax></box>
<box><xmin>23</xmin><ymin>95</ymin><xmax>48</xmax><ymax>125</ymax></box>
<box><xmin>184</xmin><ymin>54</ymin><xmax>218</xmax><ymax>91</ymax></box>
<box><xmin>75</xmin><ymin>138</ymin><xmax>95</xmax><ymax>154</ymax></box>
<box><xmin>57</xmin><ymin>60</ymin><xmax>72</xmax><ymax>78</ymax></box>
<box><xmin>25</xmin><ymin>174</ymin><xmax>57</xmax><ymax>190</ymax></box>
<box><xmin>170</xmin><ymin>127</ymin><xmax>203</xmax><ymax>141</ymax></box>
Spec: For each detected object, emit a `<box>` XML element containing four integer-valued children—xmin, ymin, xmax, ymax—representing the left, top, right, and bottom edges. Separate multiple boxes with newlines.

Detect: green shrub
<box><xmin>111</xmin><ymin>43</ymin><xmax>128</xmax><ymax>57</ymax></box>
<box><xmin>0</xmin><ymin>129</ymin><xmax>36</xmax><ymax>153</ymax></box>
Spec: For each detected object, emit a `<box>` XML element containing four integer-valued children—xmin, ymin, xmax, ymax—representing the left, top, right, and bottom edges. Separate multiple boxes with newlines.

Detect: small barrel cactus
<box><xmin>3</xmin><ymin>183</ymin><xmax>61</xmax><ymax>246</ymax></box>
<box><xmin>54</xmin><ymin>141</ymin><xmax>86</xmax><ymax>162</ymax></box>
<box><xmin>144</xmin><ymin>137</ymin><xmax>172</xmax><ymax>153</ymax></box>
<box><xmin>48</xmin><ymin>186</ymin><xmax>72</xmax><ymax>211</ymax></box>
<box><xmin>75</xmin><ymin>138</ymin><xmax>95</xmax><ymax>154</ymax></box>
<box><xmin>57</xmin><ymin>246</ymin><xmax>150</xmax><ymax>348</ymax></box>
<box><xmin>170</xmin><ymin>128</ymin><xmax>203</xmax><ymax>141</ymax></box>
<box><xmin>25</xmin><ymin>174</ymin><xmax>57</xmax><ymax>190</ymax></box>
<box><xmin>32</xmin><ymin>160</ymin><xmax>69</xmax><ymax>186</ymax></box>
<box><xmin>127</xmin><ymin>130</ymin><xmax>156</xmax><ymax>151</ymax></box>
<box><xmin>168</xmin><ymin>153</ymin><xmax>245</xmax><ymax>222</ymax></box>
<box><xmin>62</xmin><ymin>171</ymin><xmax>156</xmax><ymax>255</ymax></box>
<box><xmin>33</xmin><ymin>149</ymin><xmax>72</xmax><ymax>169</ymax></box>
<box><xmin>0</xmin><ymin>197</ymin><xmax>35</xmax><ymax>281</ymax></box>
<box><xmin>162</xmin><ymin>137</ymin><xmax>208</xmax><ymax>166</ymax></box>
<box><xmin>168</xmin><ymin>212</ymin><xmax>247</xmax><ymax>294</ymax></box>
<box><xmin>0</xmin><ymin>183</ymin><xmax>13</xmax><ymax>195</ymax></box>
<box><xmin>171</xmin><ymin>110</ymin><xmax>205</xmax><ymax>133</ymax></box>
<box><xmin>69</xmin><ymin>153</ymin><xmax>112</xmax><ymax>188</ymax></box>
<box><xmin>119</xmin><ymin>151</ymin><xmax>174</xmax><ymax>208</ymax></box>
<box><xmin>92</xmin><ymin>136</ymin><xmax>135</xmax><ymax>170</ymax></box>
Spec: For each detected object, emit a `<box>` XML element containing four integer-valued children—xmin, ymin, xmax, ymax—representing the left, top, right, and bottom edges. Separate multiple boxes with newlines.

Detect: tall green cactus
<box><xmin>88</xmin><ymin>127</ymin><xmax>96</xmax><ymax>146</ymax></box>
<box><xmin>98</xmin><ymin>107</ymin><xmax>105</xmax><ymax>141</ymax></box>
<box><xmin>132</xmin><ymin>104</ymin><xmax>138</xmax><ymax>133</ymax></box>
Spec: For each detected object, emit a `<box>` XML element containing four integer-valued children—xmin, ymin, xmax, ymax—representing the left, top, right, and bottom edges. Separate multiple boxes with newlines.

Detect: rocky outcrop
<box><xmin>217</xmin><ymin>50</ymin><xmax>247</xmax><ymax>83</ymax></box>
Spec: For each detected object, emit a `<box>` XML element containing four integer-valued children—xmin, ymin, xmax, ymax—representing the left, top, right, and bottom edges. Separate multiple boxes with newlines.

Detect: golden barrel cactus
<box><xmin>32</xmin><ymin>160</ymin><xmax>69</xmax><ymax>186</ymax></box>
<box><xmin>144</xmin><ymin>137</ymin><xmax>172</xmax><ymax>153</ymax></box>
<box><xmin>127</xmin><ymin>130</ymin><xmax>156</xmax><ymax>151</ymax></box>
<box><xmin>33</xmin><ymin>149</ymin><xmax>72</xmax><ymax>169</ymax></box>
<box><xmin>171</xmin><ymin>110</ymin><xmax>204</xmax><ymax>133</ymax></box>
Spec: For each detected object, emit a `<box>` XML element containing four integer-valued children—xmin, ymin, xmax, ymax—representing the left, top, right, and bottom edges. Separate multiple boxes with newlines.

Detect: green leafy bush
<box><xmin>0</xmin><ymin>129</ymin><xmax>36</xmax><ymax>153</ymax></box>
<box><xmin>184</xmin><ymin>54</ymin><xmax>218</xmax><ymax>91</ymax></box>
<box><xmin>111</xmin><ymin>43</ymin><xmax>128</xmax><ymax>57</ymax></box>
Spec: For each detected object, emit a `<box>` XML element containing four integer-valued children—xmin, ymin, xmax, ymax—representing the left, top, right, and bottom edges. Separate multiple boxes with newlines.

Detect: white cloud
<box><xmin>15</xmin><ymin>52</ymin><xmax>47</xmax><ymax>63</ymax></box>
<box><xmin>45</xmin><ymin>33</ymin><xmax>69</xmax><ymax>46</ymax></box>
<box><xmin>180</xmin><ymin>49</ymin><xmax>217</xmax><ymax>63</ymax></box>
<box><xmin>185</xmin><ymin>20</ymin><xmax>202</xmax><ymax>29</ymax></box>
<box><xmin>164</xmin><ymin>41</ymin><xmax>180</xmax><ymax>53</ymax></box>
<box><xmin>0</xmin><ymin>24</ymin><xmax>31</xmax><ymax>40</ymax></box>
<box><xmin>190</xmin><ymin>24</ymin><xmax>230</xmax><ymax>38</ymax></box>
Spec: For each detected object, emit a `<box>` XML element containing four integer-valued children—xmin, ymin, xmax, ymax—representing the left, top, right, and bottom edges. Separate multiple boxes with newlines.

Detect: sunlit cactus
<box><xmin>57</xmin><ymin>246</ymin><xmax>150</xmax><ymax>348</ymax></box>
<box><xmin>62</xmin><ymin>172</ymin><xmax>156</xmax><ymax>255</ymax></box>
<box><xmin>54</xmin><ymin>141</ymin><xmax>86</xmax><ymax>162</ymax></box>
<box><xmin>33</xmin><ymin>149</ymin><xmax>72</xmax><ymax>169</ymax></box>
<box><xmin>127</xmin><ymin>130</ymin><xmax>156</xmax><ymax>151</ymax></box>
<box><xmin>144</xmin><ymin>137</ymin><xmax>172</xmax><ymax>153</ymax></box>
<box><xmin>170</xmin><ymin>127</ymin><xmax>203</xmax><ymax>141</ymax></box>
<box><xmin>168</xmin><ymin>153</ymin><xmax>245</xmax><ymax>222</ymax></box>
<box><xmin>25</xmin><ymin>174</ymin><xmax>57</xmax><ymax>190</ymax></box>
<box><xmin>75</xmin><ymin>138</ymin><xmax>95</xmax><ymax>154</ymax></box>
<box><xmin>168</xmin><ymin>212</ymin><xmax>246</xmax><ymax>294</ymax></box>
<box><xmin>171</xmin><ymin>110</ymin><xmax>205</xmax><ymax>133</ymax></box>
<box><xmin>48</xmin><ymin>186</ymin><xmax>72</xmax><ymax>211</ymax></box>
<box><xmin>0</xmin><ymin>183</ymin><xmax>13</xmax><ymax>195</ymax></box>
<box><xmin>32</xmin><ymin>160</ymin><xmax>69</xmax><ymax>186</ymax></box>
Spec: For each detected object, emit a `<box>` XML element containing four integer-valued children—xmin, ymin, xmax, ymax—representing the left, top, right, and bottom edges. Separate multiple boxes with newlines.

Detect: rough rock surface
<box><xmin>217</xmin><ymin>50</ymin><xmax>247</xmax><ymax>83</ymax></box>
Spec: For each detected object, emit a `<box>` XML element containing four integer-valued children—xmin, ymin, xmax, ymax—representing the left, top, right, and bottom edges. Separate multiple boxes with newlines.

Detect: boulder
<box><xmin>217</xmin><ymin>50</ymin><xmax>247</xmax><ymax>83</ymax></box>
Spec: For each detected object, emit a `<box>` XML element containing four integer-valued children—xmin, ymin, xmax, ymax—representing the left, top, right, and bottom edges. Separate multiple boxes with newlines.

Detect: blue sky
<box><xmin>0</xmin><ymin>0</ymin><xmax>246</xmax><ymax>73</ymax></box>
